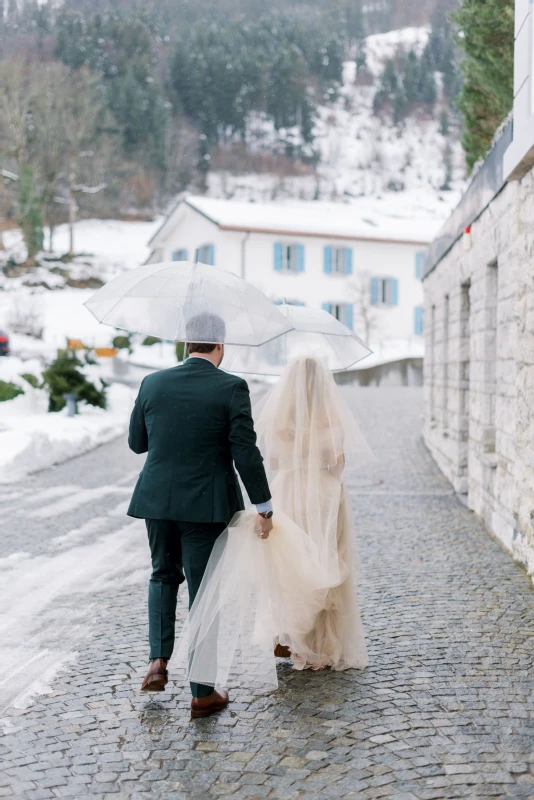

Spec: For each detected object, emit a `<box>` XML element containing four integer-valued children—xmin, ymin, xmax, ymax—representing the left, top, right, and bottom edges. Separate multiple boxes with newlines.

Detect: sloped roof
<box><xmin>151</xmin><ymin>195</ymin><xmax>439</xmax><ymax>247</ymax></box>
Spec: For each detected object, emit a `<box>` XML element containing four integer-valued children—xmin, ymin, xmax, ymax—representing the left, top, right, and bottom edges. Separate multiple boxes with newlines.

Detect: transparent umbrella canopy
<box><xmin>223</xmin><ymin>304</ymin><xmax>372</xmax><ymax>375</ymax></box>
<box><xmin>84</xmin><ymin>260</ymin><xmax>293</xmax><ymax>346</ymax></box>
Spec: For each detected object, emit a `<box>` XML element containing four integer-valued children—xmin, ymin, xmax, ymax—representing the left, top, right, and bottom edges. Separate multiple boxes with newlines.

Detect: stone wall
<box><xmin>423</xmin><ymin>166</ymin><xmax>534</xmax><ymax>581</ymax></box>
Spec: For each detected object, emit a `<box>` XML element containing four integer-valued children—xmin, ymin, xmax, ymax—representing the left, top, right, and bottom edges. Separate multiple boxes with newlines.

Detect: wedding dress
<box><xmin>174</xmin><ymin>356</ymin><xmax>373</xmax><ymax>690</ymax></box>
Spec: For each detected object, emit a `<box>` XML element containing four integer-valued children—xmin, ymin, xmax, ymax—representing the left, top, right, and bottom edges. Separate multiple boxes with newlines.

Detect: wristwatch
<box><xmin>259</xmin><ymin>510</ymin><xmax>273</xmax><ymax>519</ymax></box>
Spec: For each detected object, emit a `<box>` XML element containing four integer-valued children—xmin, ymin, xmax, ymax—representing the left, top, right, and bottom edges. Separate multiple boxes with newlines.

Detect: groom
<box><xmin>127</xmin><ymin>312</ymin><xmax>273</xmax><ymax>718</ymax></box>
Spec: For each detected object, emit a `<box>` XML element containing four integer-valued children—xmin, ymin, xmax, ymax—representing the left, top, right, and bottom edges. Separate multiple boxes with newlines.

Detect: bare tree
<box><xmin>162</xmin><ymin>115</ymin><xmax>198</xmax><ymax>201</ymax></box>
<box><xmin>1</xmin><ymin>63</ymin><xmax>113</xmax><ymax>258</ymax></box>
<box><xmin>349</xmin><ymin>270</ymin><xmax>380</xmax><ymax>345</ymax></box>
<box><xmin>0</xmin><ymin>60</ymin><xmax>35</xmax><ymax>164</ymax></box>
<box><xmin>53</xmin><ymin>68</ymin><xmax>109</xmax><ymax>255</ymax></box>
<box><xmin>0</xmin><ymin>61</ymin><xmax>44</xmax><ymax>261</ymax></box>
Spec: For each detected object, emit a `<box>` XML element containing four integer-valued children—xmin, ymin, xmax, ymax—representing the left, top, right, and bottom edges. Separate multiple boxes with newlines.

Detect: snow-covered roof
<box><xmin>151</xmin><ymin>195</ymin><xmax>438</xmax><ymax>247</ymax></box>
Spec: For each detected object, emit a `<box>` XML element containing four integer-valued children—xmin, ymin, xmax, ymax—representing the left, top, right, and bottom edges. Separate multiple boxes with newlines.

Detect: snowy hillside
<box><xmin>208</xmin><ymin>27</ymin><xmax>465</xmax><ymax>226</ymax></box>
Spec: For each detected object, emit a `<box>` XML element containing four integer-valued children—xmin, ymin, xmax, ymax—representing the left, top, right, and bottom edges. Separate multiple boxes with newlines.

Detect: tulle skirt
<box><xmin>174</xmin><ymin>481</ymin><xmax>368</xmax><ymax>691</ymax></box>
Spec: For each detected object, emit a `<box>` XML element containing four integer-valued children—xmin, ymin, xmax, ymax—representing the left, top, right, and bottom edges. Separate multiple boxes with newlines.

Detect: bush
<box><xmin>176</xmin><ymin>341</ymin><xmax>187</xmax><ymax>362</ymax></box>
<box><xmin>0</xmin><ymin>380</ymin><xmax>24</xmax><ymax>402</ymax></box>
<box><xmin>42</xmin><ymin>351</ymin><xmax>107</xmax><ymax>412</ymax></box>
<box><xmin>112</xmin><ymin>334</ymin><xmax>133</xmax><ymax>353</ymax></box>
<box><xmin>142</xmin><ymin>335</ymin><xmax>160</xmax><ymax>347</ymax></box>
<box><xmin>20</xmin><ymin>373</ymin><xmax>40</xmax><ymax>389</ymax></box>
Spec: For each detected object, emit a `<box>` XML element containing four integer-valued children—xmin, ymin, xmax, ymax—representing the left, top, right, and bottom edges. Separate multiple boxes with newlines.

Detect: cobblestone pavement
<box><xmin>1</xmin><ymin>387</ymin><xmax>533</xmax><ymax>800</ymax></box>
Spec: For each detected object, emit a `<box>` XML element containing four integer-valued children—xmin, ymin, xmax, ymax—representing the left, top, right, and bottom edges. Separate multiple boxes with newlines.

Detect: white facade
<box><xmin>148</xmin><ymin>196</ymin><xmax>432</xmax><ymax>347</ymax></box>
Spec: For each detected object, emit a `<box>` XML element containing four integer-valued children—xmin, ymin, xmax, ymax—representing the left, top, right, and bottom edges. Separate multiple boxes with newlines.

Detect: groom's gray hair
<box><xmin>185</xmin><ymin>312</ymin><xmax>226</xmax><ymax>354</ymax></box>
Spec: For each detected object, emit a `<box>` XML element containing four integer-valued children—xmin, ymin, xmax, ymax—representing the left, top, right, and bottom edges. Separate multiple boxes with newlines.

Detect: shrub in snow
<box><xmin>0</xmin><ymin>380</ymin><xmax>25</xmax><ymax>402</ymax></box>
<box><xmin>42</xmin><ymin>351</ymin><xmax>107</xmax><ymax>413</ymax></box>
<box><xmin>20</xmin><ymin>373</ymin><xmax>41</xmax><ymax>389</ymax></box>
<box><xmin>112</xmin><ymin>334</ymin><xmax>133</xmax><ymax>354</ymax></box>
<box><xmin>142</xmin><ymin>335</ymin><xmax>160</xmax><ymax>347</ymax></box>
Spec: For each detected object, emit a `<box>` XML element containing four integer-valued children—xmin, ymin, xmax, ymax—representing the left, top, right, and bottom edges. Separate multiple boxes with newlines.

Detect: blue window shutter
<box><xmin>274</xmin><ymin>243</ymin><xmax>283</xmax><ymax>271</ymax></box>
<box><xmin>182</xmin><ymin>248</ymin><xmax>188</xmax><ymax>261</ymax></box>
<box><xmin>296</xmin><ymin>244</ymin><xmax>305</xmax><ymax>272</ymax></box>
<box><xmin>414</xmin><ymin>306</ymin><xmax>423</xmax><ymax>335</ymax></box>
<box><xmin>171</xmin><ymin>250</ymin><xmax>179</xmax><ymax>261</ymax></box>
<box><xmin>415</xmin><ymin>251</ymin><xmax>424</xmax><ymax>279</ymax></box>
<box><xmin>273</xmin><ymin>299</ymin><xmax>283</xmax><ymax>305</ymax></box>
<box><xmin>296</xmin><ymin>301</ymin><xmax>306</xmax><ymax>306</ymax></box>
<box><xmin>370</xmin><ymin>277</ymin><xmax>379</xmax><ymax>306</ymax></box>
<box><xmin>345</xmin><ymin>248</ymin><xmax>353</xmax><ymax>275</ymax></box>
<box><xmin>344</xmin><ymin>303</ymin><xmax>354</xmax><ymax>329</ymax></box>
<box><xmin>322</xmin><ymin>302</ymin><xmax>332</xmax><ymax>315</ymax></box>
<box><xmin>391</xmin><ymin>278</ymin><xmax>399</xmax><ymax>306</ymax></box>
<box><xmin>208</xmin><ymin>244</ymin><xmax>215</xmax><ymax>265</ymax></box>
<box><xmin>324</xmin><ymin>246</ymin><xmax>332</xmax><ymax>274</ymax></box>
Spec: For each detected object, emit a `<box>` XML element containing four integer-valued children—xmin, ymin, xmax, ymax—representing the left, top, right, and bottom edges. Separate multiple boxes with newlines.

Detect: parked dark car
<box><xmin>0</xmin><ymin>330</ymin><xmax>10</xmax><ymax>356</ymax></box>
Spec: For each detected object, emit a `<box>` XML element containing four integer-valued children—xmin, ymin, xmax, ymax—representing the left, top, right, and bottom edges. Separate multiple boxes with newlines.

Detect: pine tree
<box><xmin>403</xmin><ymin>50</ymin><xmax>419</xmax><ymax>104</ymax></box>
<box><xmin>417</xmin><ymin>46</ymin><xmax>437</xmax><ymax>105</ymax></box>
<box><xmin>439</xmin><ymin>108</ymin><xmax>450</xmax><ymax>136</ymax></box>
<box><xmin>17</xmin><ymin>164</ymin><xmax>44</xmax><ymax>264</ymax></box>
<box><xmin>452</xmin><ymin>0</ymin><xmax>514</xmax><ymax>171</ymax></box>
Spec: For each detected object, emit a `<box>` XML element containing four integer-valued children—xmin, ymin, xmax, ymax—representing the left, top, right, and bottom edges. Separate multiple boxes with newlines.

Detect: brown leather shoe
<box><xmin>191</xmin><ymin>689</ymin><xmax>229</xmax><ymax>719</ymax></box>
<box><xmin>274</xmin><ymin>643</ymin><xmax>291</xmax><ymax>658</ymax></box>
<box><xmin>141</xmin><ymin>658</ymin><xmax>168</xmax><ymax>692</ymax></box>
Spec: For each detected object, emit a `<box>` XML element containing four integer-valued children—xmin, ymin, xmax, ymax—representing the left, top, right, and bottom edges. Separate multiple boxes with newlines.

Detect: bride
<box><xmin>175</xmin><ymin>355</ymin><xmax>373</xmax><ymax>690</ymax></box>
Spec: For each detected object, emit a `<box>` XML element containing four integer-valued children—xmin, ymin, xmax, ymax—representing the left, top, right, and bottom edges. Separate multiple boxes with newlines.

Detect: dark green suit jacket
<box><xmin>127</xmin><ymin>357</ymin><xmax>271</xmax><ymax>523</ymax></box>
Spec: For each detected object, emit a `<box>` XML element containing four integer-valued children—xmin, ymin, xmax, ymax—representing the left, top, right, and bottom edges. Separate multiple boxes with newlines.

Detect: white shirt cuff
<box><xmin>255</xmin><ymin>500</ymin><xmax>273</xmax><ymax>514</ymax></box>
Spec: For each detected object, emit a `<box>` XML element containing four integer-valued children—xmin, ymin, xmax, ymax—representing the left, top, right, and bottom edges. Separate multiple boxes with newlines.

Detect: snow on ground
<box><xmin>0</xmin><ymin>287</ymin><xmax>118</xmax><ymax>353</ymax></box>
<box><xmin>0</xmin><ymin>518</ymin><xmax>147</xmax><ymax>713</ymax></box>
<box><xmin>1</xmin><ymin>218</ymin><xmax>161</xmax><ymax>284</ymax></box>
<box><xmin>364</xmin><ymin>26</ymin><xmax>429</xmax><ymax>75</ymax></box>
<box><xmin>0</xmin><ymin>218</ymin><xmax>163</xmax><ymax>355</ymax></box>
<box><xmin>0</xmin><ymin>356</ymin><xmax>135</xmax><ymax>483</ymax></box>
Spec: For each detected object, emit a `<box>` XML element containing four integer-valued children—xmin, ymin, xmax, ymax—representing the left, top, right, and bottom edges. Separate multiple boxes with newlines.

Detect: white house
<box><xmin>147</xmin><ymin>196</ymin><xmax>436</xmax><ymax>346</ymax></box>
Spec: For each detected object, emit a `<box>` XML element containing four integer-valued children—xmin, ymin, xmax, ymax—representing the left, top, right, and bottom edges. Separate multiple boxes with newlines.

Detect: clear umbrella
<box><xmin>222</xmin><ymin>304</ymin><xmax>372</xmax><ymax>375</ymax></box>
<box><xmin>84</xmin><ymin>260</ymin><xmax>293</xmax><ymax>346</ymax></box>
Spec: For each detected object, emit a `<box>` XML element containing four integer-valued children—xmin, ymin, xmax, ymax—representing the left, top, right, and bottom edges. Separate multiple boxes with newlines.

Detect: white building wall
<box><xmin>151</xmin><ymin>204</ymin><xmax>425</xmax><ymax>346</ymax></box>
<box><xmin>423</xmin><ymin>168</ymin><xmax>534</xmax><ymax>581</ymax></box>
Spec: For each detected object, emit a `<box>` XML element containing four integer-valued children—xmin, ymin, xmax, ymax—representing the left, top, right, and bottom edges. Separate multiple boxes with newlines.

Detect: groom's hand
<box><xmin>255</xmin><ymin>514</ymin><xmax>273</xmax><ymax>539</ymax></box>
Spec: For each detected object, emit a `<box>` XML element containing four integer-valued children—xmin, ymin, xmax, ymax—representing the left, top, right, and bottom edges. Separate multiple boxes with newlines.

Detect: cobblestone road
<box><xmin>1</xmin><ymin>387</ymin><xmax>533</xmax><ymax>800</ymax></box>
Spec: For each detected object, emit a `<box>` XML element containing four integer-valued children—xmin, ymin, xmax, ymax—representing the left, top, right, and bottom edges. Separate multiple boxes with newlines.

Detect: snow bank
<box><xmin>0</xmin><ymin>366</ymin><xmax>135</xmax><ymax>483</ymax></box>
<box><xmin>365</xmin><ymin>26</ymin><xmax>430</xmax><ymax>76</ymax></box>
<box><xmin>1</xmin><ymin>217</ymin><xmax>161</xmax><ymax>282</ymax></box>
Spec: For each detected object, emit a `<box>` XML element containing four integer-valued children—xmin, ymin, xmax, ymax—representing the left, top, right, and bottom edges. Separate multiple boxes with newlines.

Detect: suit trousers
<box><xmin>146</xmin><ymin>518</ymin><xmax>226</xmax><ymax>698</ymax></box>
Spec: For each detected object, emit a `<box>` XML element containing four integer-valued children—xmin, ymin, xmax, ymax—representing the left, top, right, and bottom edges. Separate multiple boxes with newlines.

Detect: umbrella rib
<box><xmin>173</xmin><ymin>262</ymin><xmax>197</xmax><ymax>342</ymax></box>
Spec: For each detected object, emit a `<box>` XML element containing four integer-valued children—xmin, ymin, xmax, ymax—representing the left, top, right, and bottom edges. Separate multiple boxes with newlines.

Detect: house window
<box><xmin>197</xmin><ymin>244</ymin><xmax>215</xmax><ymax>265</ymax></box>
<box><xmin>414</xmin><ymin>306</ymin><xmax>424</xmax><ymax>335</ymax></box>
<box><xmin>322</xmin><ymin>302</ymin><xmax>353</xmax><ymax>329</ymax></box>
<box><xmin>415</xmin><ymin>251</ymin><xmax>424</xmax><ymax>280</ymax></box>
<box><xmin>172</xmin><ymin>248</ymin><xmax>188</xmax><ymax>262</ymax></box>
<box><xmin>370</xmin><ymin>277</ymin><xmax>398</xmax><ymax>306</ymax></box>
<box><xmin>324</xmin><ymin>246</ymin><xmax>353</xmax><ymax>275</ymax></box>
<box><xmin>274</xmin><ymin>242</ymin><xmax>305</xmax><ymax>272</ymax></box>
